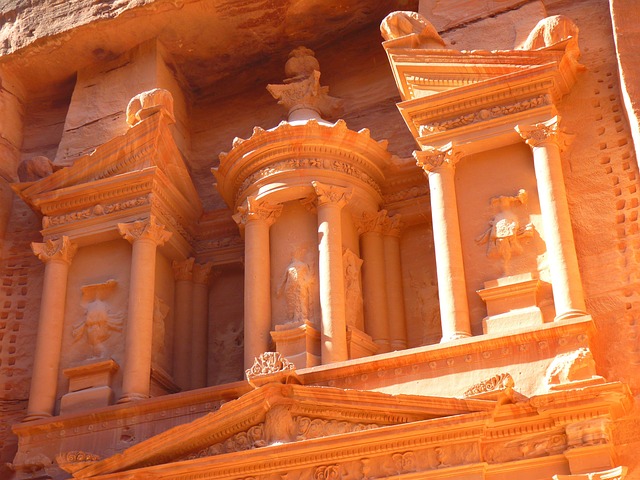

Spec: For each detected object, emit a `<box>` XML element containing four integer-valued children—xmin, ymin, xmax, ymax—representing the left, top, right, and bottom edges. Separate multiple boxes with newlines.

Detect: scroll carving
<box><xmin>32</xmin><ymin>236</ymin><xmax>78</xmax><ymax>265</ymax></box>
<box><xmin>118</xmin><ymin>216</ymin><xmax>172</xmax><ymax>246</ymax></box>
<box><xmin>463</xmin><ymin>373</ymin><xmax>514</xmax><ymax>397</ymax></box>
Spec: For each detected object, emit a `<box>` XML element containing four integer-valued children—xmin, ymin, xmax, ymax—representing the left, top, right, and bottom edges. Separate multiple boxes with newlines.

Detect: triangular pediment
<box><xmin>13</xmin><ymin>111</ymin><xmax>200</xmax><ymax>214</ymax></box>
<box><xmin>67</xmin><ymin>383</ymin><xmax>495</xmax><ymax>478</ymax></box>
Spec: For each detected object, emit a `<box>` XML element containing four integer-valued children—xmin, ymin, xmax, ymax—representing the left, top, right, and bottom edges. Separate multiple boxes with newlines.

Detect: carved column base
<box><xmin>60</xmin><ymin>360</ymin><xmax>119</xmax><ymax>415</ymax></box>
<box><xmin>478</xmin><ymin>273</ymin><xmax>544</xmax><ymax>335</ymax></box>
<box><xmin>271</xmin><ymin>321</ymin><xmax>321</xmax><ymax>369</ymax></box>
<box><xmin>346</xmin><ymin>326</ymin><xmax>379</xmax><ymax>359</ymax></box>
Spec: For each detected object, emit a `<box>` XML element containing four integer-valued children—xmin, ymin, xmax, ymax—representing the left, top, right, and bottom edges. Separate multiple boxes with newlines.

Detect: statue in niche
<box><xmin>72</xmin><ymin>280</ymin><xmax>122</xmax><ymax>357</ymax></box>
<box><xmin>343</xmin><ymin>249</ymin><xmax>364</xmax><ymax>330</ymax></box>
<box><xmin>276</xmin><ymin>249</ymin><xmax>315</xmax><ymax>326</ymax></box>
<box><xmin>152</xmin><ymin>296</ymin><xmax>170</xmax><ymax>360</ymax></box>
<box><xmin>475</xmin><ymin>189</ymin><xmax>534</xmax><ymax>268</ymax></box>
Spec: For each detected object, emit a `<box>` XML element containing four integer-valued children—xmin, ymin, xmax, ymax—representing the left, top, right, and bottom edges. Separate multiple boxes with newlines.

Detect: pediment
<box><xmin>13</xmin><ymin>111</ymin><xmax>199</xmax><ymax>214</ymax></box>
<box><xmin>67</xmin><ymin>383</ymin><xmax>495</xmax><ymax>478</ymax></box>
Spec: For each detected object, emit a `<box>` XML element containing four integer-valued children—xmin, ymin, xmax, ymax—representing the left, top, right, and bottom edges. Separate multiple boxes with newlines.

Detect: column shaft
<box><xmin>25</xmin><ymin>237</ymin><xmax>76</xmax><ymax>421</ymax></box>
<box><xmin>383</xmin><ymin>224</ymin><xmax>407</xmax><ymax>350</ymax></box>
<box><xmin>415</xmin><ymin>146</ymin><xmax>471</xmax><ymax>342</ymax></box>
<box><xmin>518</xmin><ymin>120</ymin><xmax>586</xmax><ymax>318</ymax></box>
<box><xmin>172</xmin><ymin>258</ymin><xmax>194</xmax><ymax>391</ymax></box>
<box><xmin>191</xmin><ymin>263</ymin><xmax>213</xmax><ymax>389</ymax></box>
<box><xmin>360</xmin><ymin>226</ymin><xmax>391</xmax><ymax>352</ymax></box>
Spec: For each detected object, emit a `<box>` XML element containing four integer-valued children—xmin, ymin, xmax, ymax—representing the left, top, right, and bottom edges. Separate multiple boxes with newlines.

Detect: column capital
<box><xmin>118</xmin><ymin>216</ymin><xmax>172</xmax><ymax>246</ymax></box>
<box><xmin>193</xmin><ymin>262</ymin><xmax>217</xmax><ymax>285</ymax></box>
<box><xmin>172</xmin><ymin>257</ymin><xmax>195</xmax><ymax>281</ymax></box>
<box><xmin>233</xmin><ymin>196</ymin><xmax>282</xmax><ymax>227</ymax></box>
<box><xmin>31</xmin><ymin>236</ymin><xmax>77</xmax><ymax>265</ymax></box>
<box><xmin>414</xmin><ymin>142</ymin><xmax>463</xmax><ymax>173</ymax></box>
<box><xmin>356</xmin><ymin>209</ymin><xmax>388</xmax><ymax>235</ymax></box>
<box><xmin>312</xmin><ymin>181</ymin><xmax>352</xmax><ymax>208</ymax></box>
<box><xmin>515</xmin><ymin>116</ymin><xmax>560</xmax><ymax>148</ymax></box>
<box><xmin>382</xmin><ymin>214</ymin><xmax>404</xmax><ymax>237</ymax></box>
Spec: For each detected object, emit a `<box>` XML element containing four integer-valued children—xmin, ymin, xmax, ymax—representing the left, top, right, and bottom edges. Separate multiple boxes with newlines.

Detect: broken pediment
<box><xmin>11</xmin><ymin>103</ymin><xmax>202</xmax><ymax>253</ymax></box>
<box><xmin>67</xmin><ymin>382</ymin><xmax>494</xmax><ymax>478</ymax></box>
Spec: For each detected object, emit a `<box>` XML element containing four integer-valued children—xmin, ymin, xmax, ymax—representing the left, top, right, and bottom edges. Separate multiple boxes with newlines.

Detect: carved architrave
<box><xmin>311</xmin><ymin>181</ymin><xmax>351</xmax><ymax>208</ymax></box>
<box><xmin>233</xmin><ymin>196</ymin><xmax>283</xmax><ymax>228</ymax></box>
<box><xmin>483</xmin><ymin>433</ymin><xmax>567</xmax><ymax>464</ymax></box>
<box><xmin>31</xmin><ymin>236</ymin><xmax>78</xmax><ymax>265</ymax></box>
<box><xmin>172</xmin><ymin>257</ymin><xmax>195</xmax><ymax>282</ymax></box>
<box><xmin>117</xmin><ymin>216</ymin><xmax>172</xmax><ymax>246</ymax></box>
<box><xmin>414</xmin><ymin>142</ymin><xmax>462</xmax><ymax>173</ymax></box>
<box><xmin>516</xmin><ymin>116</ymin><xmax>560</xmax><ymax>148</ymax></box>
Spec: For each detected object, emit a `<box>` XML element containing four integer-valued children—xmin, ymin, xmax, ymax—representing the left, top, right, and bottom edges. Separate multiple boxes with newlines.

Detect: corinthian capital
<box><xmin>172</xmin><ymin>257</ymin><xmax>195</xmax><ymax>282</ymax></box>
<box><xmin>356</xmin><ymin>210</ymin><xmax>388</xmax><ymax>235</ymax></box>
<box><xmin>382</xmin><ymin>214</ymin><xmax>403</xmax><ymax>237</ymax></box>
<box><xmin>118</xmin><ymin>216</ymin><xmax>172</xmax><ymax>246</ymax></box>
<box><xmin>515</xmin><ymin>117</ymin><xmax>560</xmax><ymax>148</ymax></box>
<box><xmin>312</xmin><ymin>181</ymin><xmax>351</xmax><ymax>207</ymax></box>
<box><xmin>414</xmin><ymin>142</ymin><xmax>462</xmax><ymax>173</ymax></box>
<box><xmin>32</xmin><ymin>236</ymin><xmax>78</xmax><ymax>265</ymax></box>
<box><xmin>233</xmin><ymin>196</ymin><xmax>283</xmax><ymax>227</ymax></box>
<box><xmin>193</xmin><ymin>262</ymin><xmax>216</xmax><ymax>285</ymax></box>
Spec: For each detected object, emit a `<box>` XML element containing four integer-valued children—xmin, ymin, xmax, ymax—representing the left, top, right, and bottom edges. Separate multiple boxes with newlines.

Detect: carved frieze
<box><xmin>483</xmin><ymin>433</ymin><xmax>567</xmax><ymax>463</ymax></box>
<box><xmin>42</xmin><ymin>195</ymin><xmax>150</xmax><ymax>229</ymax></box>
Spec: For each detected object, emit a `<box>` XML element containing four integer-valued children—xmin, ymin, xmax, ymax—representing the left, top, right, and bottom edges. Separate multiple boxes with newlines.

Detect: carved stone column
<box><xmin>25</xmin><ymin>237</ymin><xmax>77</xmax><ymax>421</ymax></box>
<box><xmin>172</xmin><ymin>257</ymin><xmax>194</xmax><ymax>391</ymax></box>
<box><xmin>118</xmin><ymin>217</ymin><xmax>171</xmax><ymax>403</ymax></box>
<box><xmin>415</xmin><ymin>144</ymin><xmax>472</xmax><ymax>342</ymax></box>
<box><xmin>191</xmin><ymin>262</ymin><xmax>214</xmax><ymax>389</ymax></box>
<box><xmin>382</xmin><ymin>214</ymin><xmax>408</xmax><ymax>350</ymax></box>
<box><xmin>516</xmin><ymin>117</ymin><xmax>587</xmax><ymax>319</ymax></box>
<box><xmin>312</xmin><ymin>181</ymin><xmax>350</xmax><ymax>364</ymax></box>
<box><xmin>233</xmin><ymin>196</ymin><xmax>282</xmax><ymax>371</ymax></box>
<box><xmin>357</xmin><ymin>210</ymin><xmax>391</xmax><ymax>353</ymax></box>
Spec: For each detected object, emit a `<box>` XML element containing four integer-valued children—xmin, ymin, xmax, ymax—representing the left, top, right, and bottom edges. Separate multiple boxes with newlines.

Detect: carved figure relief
<box><xmin>72</xmin><ymin>280</ymin><xmax>123</xmax><ymax>357</ymax></box>
<box><xmin>409</xmin><ymin>270</ymin><xmax>440</xmax><ymax>345</ymax></box>
<box><xmin>276</xmin><ymin>250</ymin><xmax>315</xmax><ymax>326</ymax></box>
<box><xmin>343</xmin><ymin>249</ymin><xmax>364</xmax><ymax>330</ymax></box>
<box><xmin>152</xmin><ymin>296</ymin><xmax>170</xmax><ymax>361</ymax></box>
<box><xmin>475</xmin><ymin>189</ymin><xmax>534</xmax><ymax>270</ymax></box>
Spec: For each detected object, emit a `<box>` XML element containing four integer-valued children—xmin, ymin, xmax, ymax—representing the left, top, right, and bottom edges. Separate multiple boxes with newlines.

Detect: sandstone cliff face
<box><xmin>1</xmin><ymin>0</ymin><xmax>640</xmax><ymax>478</ymax></box>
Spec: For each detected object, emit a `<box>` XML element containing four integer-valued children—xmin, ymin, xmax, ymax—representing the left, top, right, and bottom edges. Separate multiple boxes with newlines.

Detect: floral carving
<box><xmin>42</xmin><ymin>195</ymin><xmax>150</xmax><ymax>228</ymax></box>
<box><xmin>118</xmin><ymin>216</ymin><xmax>172</xmax><ymax>246</ymax></box>
<box><xmin>516</xmin><ymin>117</ymin><xmax>560</xmax><ymax>147</ymax></box>
<box><xmin>312</xmin><ymin>181</ymin><xmax>352</xmax><ymax>207</ymax></box>
<box><xmin>245</xmin><ymin>352</ymin><xmax>295</xmax><ymax>379</ymax></box>
<box><xmin>193</xmin><ymin>262</ymin><xmax>216</xmax><ymax>285</ymax></box>
<box><xmin>314</xmin><ymin>465</ymin><xmax>341</xmax><ymax>480</ymax></box>
<box><xmin>418</xmin><ymin>95</ymin><xmax>548</xmax><ymax>135</ymax></box>
<box><xmin>356</xmin><ymin>210</ymin><xmax>387</xmax><ymax>235</ymax></box>
<box><xmin>172</xmin><ymin>257</ymin><xmax>195</xmax><ymax>282</ymax></box>
<box><xmin>414</xmin><ymin>142</ymin><xmax>462</xmax><ymax>173</ymax></box>
<box><xmin>391</xmin><ymin>451</ymin><xmax>416</xmax><ymax>473</ymax></box>
<box><xmin>233</xmin><ymin>196</ymin><xmax>282</xmax><ymax>227</ymax></box>
<box><xmin>32</xmin><ymin>236</ymin><xmax>78</xmax><ymax>265</ymax></box>
<box><xmin>464</xmin><ymin>373</ymin><xmax>514</xmax><ymax>397</ymax></box>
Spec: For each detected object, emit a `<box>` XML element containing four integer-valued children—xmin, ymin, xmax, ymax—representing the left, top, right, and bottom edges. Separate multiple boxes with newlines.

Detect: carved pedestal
<box><xmin>271</xmin><ymin>321</ymin><xmax>321</xmax><ymax>369</ymax></box>
<box><xmin>478</xmin><ymin>273</ymin><xmax>544</xmax><ymax>334</ymax></box>
<box><xmin>346</xmin><ymin>326</ymin><xmax>379</xmax><ymax>359</ymax></box>
<box><xmin>60</xmin><ymin>359</ymin><xmax>119</xmax><ymax>415</ymax></box>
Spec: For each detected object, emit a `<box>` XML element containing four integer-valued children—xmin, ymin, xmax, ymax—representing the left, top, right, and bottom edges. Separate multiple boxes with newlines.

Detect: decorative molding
<box><xmin>245</xmin><ymin>352</ymin><xmax>296</xmax><ymax>380</ymax></box>
<box><xmin>418</xmin><ymin>94</ymin><xmax>549</xmax><ymax>135</ymax></box>
<box><xmin>118</xmin><ymin>216</ymin><xmax>172</xmax><ymax>246</ymax></box>
<box><xmin>312</xmin><ymin>181</ymin><xmax>352</xmax><ymax>207</ymax></box>
<box><xmin>42</xmin><ymin>195</ymin><xmax>151</xmax><ymax>228</ymax></box>
<box><xmin>31</xmin><ymin>236</ymin><xmax>78</xmax><ymax>265</ymax></box>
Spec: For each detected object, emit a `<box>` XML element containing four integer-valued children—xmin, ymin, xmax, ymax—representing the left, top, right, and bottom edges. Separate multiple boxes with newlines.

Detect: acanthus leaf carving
<box><xmin>233</xmin><ymin>196</ymin><xmax>283</xmax><ymax>227</ymax></box>
<box><xmin>463</xmin><ymin>373</ymin><xmax>514</xmax><ymax>397</ymax></box>
<box><xmin>118</xmin><ymin>216</ymin><xmax>172</xmax><ymax>246</ymax></box>
<box><xmin>246</xmin><ymin>352</ymin><xmax>295</xmax><ymax>380</ymax></box>
<box><xmin>414</xmin><ymin>142</ymin><xmax>462</xmax><ymax>173</ymax></box>
<box><xmin>516</xmin><ymin>116</ymin><xmax>560</xmax><ymax>148</ymax></box>
<box><xmin>32</xmin><ymin>236</ymin><xmax>78</xmax><ymax>265</ymax></box>
<box><xmin>172</xmin><ymin>257</ymin><xmax>195</xmax><ymax>282</ymax></box>
<box><xmin>312</xmin><ymin>181</ymin><xmax>352</xmax><ymax>207</ymax></box>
